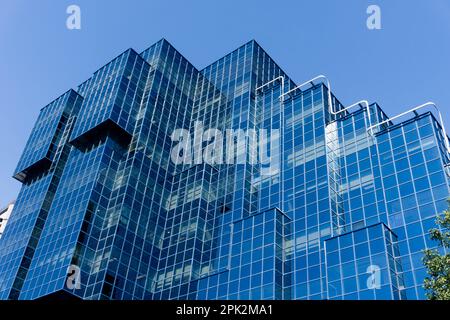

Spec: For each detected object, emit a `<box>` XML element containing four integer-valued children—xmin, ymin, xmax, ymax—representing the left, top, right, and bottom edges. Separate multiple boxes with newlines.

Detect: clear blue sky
<box><xmin>1</xmin><ymin>0</ymin><xmax>450</xmax><ymax>205</ymax></box>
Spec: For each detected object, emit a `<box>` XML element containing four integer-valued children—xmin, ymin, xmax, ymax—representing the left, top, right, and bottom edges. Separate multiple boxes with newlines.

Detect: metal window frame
<box><xmin>255</xmin><ymin>76</ymin><xmax>286</xmax><ymax>101</ymax></box>
<box><xmin>367</xmin><ymin>102</ymin><xmax>450</xmax><ymax>154</ymax></box>
<box><xmin>340</xmin><ymin>100</ymin><xmax>375</xmax><ymax>135</ymax></box>
<box><xmin>335</xmin><ymin>100</ymin><xmax>369</xmax><ymax>117</ymax></box>
<box><xmin>256</xmin><ymin>78</ymin><xmax>450</xmax><ymax>156</ymax></box>
<box><xmin>257</xmin><ymin>75</ymin><xmax>334</xmax><ymax>112</ymax></box>
<box><xmin>279</xmin><ymin>75</ymin><xmax>333</xmax><ymax>115</ymax></box>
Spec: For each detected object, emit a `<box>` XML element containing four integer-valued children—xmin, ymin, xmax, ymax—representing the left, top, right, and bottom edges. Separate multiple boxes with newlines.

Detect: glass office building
<box><xmin>0</xmin><ymin>39</ymin><xmax>449</xmax><ymax>300</ymax></box>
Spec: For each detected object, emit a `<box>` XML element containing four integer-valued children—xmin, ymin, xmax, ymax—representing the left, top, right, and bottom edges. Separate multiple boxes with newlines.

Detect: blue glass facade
<box><xmin>325</xmin><ymin>223</ymin><xmax>404</xmax><ymax>300</ymax></box>
<box><xmin>0</xmin><ymin>39</ymin><xmax>449</xmax><ymax>300</ymax></box>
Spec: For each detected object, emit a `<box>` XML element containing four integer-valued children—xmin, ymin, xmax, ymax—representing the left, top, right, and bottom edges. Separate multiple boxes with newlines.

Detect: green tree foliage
<box><xmin>423</xmin><ymin>202</ymin><xmax>450</xmax><ymax>300</ymax></box>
